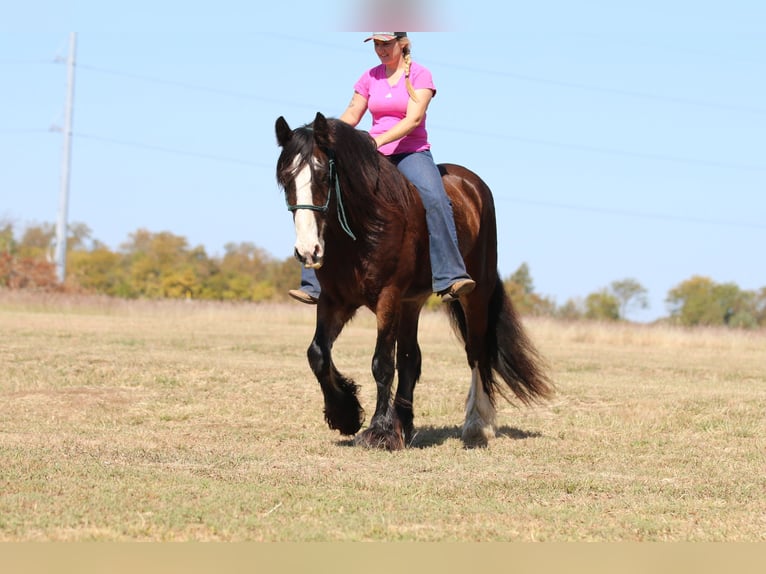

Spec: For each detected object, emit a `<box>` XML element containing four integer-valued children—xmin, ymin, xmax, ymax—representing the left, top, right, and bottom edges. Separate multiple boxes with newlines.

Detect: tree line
<box><xmin>503</xmin><ymin>263</ymin><xmax>765</xmax><ymax>328</ymax></box>
<box><xmin>0</xmin><ymin>222</ymin><xmax>297</xmax><ymax>302</ymax></box>
<box><xmin>2</xmin><ymin>221</ymin><xmax>764</xmax><ymax>328</ymax></box>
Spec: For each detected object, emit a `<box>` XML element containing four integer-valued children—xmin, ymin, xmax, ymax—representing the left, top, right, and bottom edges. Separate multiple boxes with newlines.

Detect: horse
<box><xmin>275</xmin><ymin>112</ymin><xmax>553</xmax><ymax>450</ymax></box>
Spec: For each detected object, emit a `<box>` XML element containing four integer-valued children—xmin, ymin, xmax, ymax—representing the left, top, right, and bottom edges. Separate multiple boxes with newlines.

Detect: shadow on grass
<box><xmin>410</xmin><ymin>425</ymin><xmax>543</xmax><ymax>449</ymax></box>
<box><xmin>334</xmin><ymin>425</ymin><xmax>543</xmax><ymax>449</ymax></box>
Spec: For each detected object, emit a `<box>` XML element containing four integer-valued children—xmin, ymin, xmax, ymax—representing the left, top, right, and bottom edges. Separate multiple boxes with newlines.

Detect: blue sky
<box><xmin>2</xmin><ymin>1</ymin><xmax>764</xmax><ymax>321</ymax></box>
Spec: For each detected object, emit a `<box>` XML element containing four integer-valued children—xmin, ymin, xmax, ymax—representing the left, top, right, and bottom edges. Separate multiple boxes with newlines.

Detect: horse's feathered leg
<box><xmin>354</xmin><ymin>297</ymin><xmax>405</xmax><ymax>450</ymax></box>
<box><xmin>462</xmin><ymin>364</ymin><xmax>497</xmax><ymax>448</ymax></box>
<box><xmin>308</xmin><ymin>302</ymin><xmax>364</xmax><ymax>436</ymax></box>
<box><xmin>449</xmin><ymin>284</ymin><xmax>497</xmax><ymax>448</ymax></box>
<box><xmin>393</xmin><ymin>301</ymin><xmax>424</xmax><ymax>445</ymax></box>
<box><xmin>448</xmin><ymin>272</ymin><xmax>554</xmax><ymax>448</ymax></box>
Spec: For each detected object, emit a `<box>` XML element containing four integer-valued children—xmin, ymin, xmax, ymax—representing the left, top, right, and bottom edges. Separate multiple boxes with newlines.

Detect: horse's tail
<box><xmin>447</xmin><ymin>271</ymin><xmax>554</xmax><ymax>406</ymax></box>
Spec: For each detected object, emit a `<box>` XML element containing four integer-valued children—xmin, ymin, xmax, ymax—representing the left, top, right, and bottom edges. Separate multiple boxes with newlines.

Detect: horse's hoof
<box><xmin>326</xmin><ymin>415</ymin><xmax>363</xmax><ymax>437</ymax></box>
<box><xmin>324</xmin><ymin>395</ymin><xmax>365</xmax><ymax>436</ymax></box>
<box><xmin>354</xmin><ymin>427</ymin><xmax>405</xmax><ymax>451</ymax></box>
<box><xmin>461</xmin><ymin>422</ymin><xmax>495</xmax><ymax>449</ymax></box>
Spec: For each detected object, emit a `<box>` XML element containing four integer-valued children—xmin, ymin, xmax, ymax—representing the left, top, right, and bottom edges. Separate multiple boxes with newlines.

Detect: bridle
<box><xmin>284</xmin><ymin>146</ymin><xmax>356</xmax><ymax>241</ymax></box>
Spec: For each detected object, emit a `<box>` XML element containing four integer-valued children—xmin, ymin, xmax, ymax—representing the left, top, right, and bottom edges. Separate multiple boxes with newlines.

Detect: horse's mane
<box><xmin>326</xmin><ymin>119</ymin><xmax>415</xmax><ymax>211</ymax></box>
<box><xmin>321</xmin><ymin>119</ymin><xmax>415</xmax><ymax>244</ymax></box>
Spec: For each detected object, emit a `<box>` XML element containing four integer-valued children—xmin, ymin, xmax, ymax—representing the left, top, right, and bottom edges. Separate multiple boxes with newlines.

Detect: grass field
<box><xmin>1</xmin><ymin>290</ymin><xmax>764</xmax><ymax>541</ymax></box>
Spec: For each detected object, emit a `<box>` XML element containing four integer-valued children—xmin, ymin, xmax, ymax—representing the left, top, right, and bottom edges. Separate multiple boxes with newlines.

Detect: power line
<box><xmin>73</xmin><ymin>132</ymin><xmax>272</xmax><ymax>169</ymax></box>
<box><xmin>494</xmin><ymin>196</ymin><xmax>766</xmax><ymax>231</ymax></box>
<box><xmin>0</xmin><ymin>128</ymin><xmax>51</xmax><ymax>135</ymax></box>
<box><xmin>432</xmin><ymin>125</ymin><xmax>766</xmax><ymax>173</ymax></box>
<box><xmin>73</xmin><ymin>131</ymin><xmax>765</xmax><ymax>232</ymax></box>
<box><xmin>0</xmin><ymin>58</ymin><xmax>53</xmax><ymax>65</ymax></box>
<box><xmin>76</xmin><ymin>64</ymin><xmax>325</xmax><ymax>112</ymax></box>
<box><xmin>68</xmin><ymin>58</ymin><xmax>766</xmax><ymax>175</ymax></box>
<box><xmin>69</xmin><ymin>64</ymin><xmax>766</xmax><ymax>175</ymax></box>
<box><xmin>1</xmin><ymin>127</ymin><xmax>273</xmax><ymax>169</ymax></box>
<box><xmin>15</xmin><ymin>34</ymin><xmax>761</xmax><ymax>232</ymax></box>
<box><xmin>9</xmin><ymin>113</ymin><xmax>764</xmax><ymax>178</ymax></box>
<box><xmin>76</xmin><ymin>57</ymin><xmax>766</xmax><ymax>120</ymax></box>
<box><xmin>572</xmin><ymin>32</ymin><xmax>765</xmax><ymax>67</ymax></box>
<box><xmin>7</xmin><ymin>31</ymin><xmax>756</xmax><ymax>121</ymax></box>
<box><xmin>71</xmin><ymin>122</ymin><xmax>766</xmax><ymax>177</ymax></box>
<box><xmin>9</xmin><ymin>122</ymin><xmax>765</xmax><ymax>176</ymax></box>
<box><xmin>434</xmin><ymin>62</ymin><xmax>766</xmax><ymax>117</ymax></box>
<box><xmin>260</xmin><ymin>33</ymin><xmax>766</xmax><ymax>117</ymax></box>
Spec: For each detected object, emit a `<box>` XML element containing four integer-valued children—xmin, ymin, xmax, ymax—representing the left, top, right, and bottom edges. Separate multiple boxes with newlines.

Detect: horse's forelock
<box><xmin>277</xmin><ymin>126</ymin><xmax>316</xmax><ymax>185</ymax></box>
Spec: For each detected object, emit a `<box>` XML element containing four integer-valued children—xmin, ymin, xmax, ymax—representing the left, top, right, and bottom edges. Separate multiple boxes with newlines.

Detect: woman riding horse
<box><xmin>289</xmin><ymin>32</ymin><xmax>475</xmax><ymax>305</ymax></box>
<box><xmin>276</xmin><ymin>111</ymin><xmax>554</xmax><ymax>450</ymax></box>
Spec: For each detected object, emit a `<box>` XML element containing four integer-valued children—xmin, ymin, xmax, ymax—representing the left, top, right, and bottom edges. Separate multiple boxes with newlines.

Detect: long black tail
<box><xmin>447</xmin><ymin>271</ymin><xmax>554</xmax><ymax>405</ymax></box>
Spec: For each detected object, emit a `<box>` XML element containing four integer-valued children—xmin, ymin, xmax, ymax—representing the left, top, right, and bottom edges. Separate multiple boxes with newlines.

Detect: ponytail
<box><xmin>400</xmin><ymin>39</ymin><xmax>418</xmax><ymax>102</ymax></box>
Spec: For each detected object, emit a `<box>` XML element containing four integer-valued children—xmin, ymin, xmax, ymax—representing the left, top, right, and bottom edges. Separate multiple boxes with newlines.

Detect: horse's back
<box><xmin>438</xmin><ymin>162</ymin><xmax>495</xmax><ymax>211</ymax></box>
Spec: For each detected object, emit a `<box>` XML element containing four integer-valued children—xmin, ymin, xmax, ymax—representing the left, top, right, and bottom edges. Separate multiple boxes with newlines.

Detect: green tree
<box><xmin>18</xmin><ymin>223</ymin><xmax>55</xmax><ymax>260</ymax></box>
<box><xmin>267</xmin><ymin>257</ymin><xmax>303</xmax><ymax>301</ymax></box>
<box><xmin>68</xmin><ymin>247</ymin><xmax>129</xmax><ymax>296</ymax></box>
<box><xmin>509</xmin><ymin>262</ymin><xmax>534</xmax><ymax>295</ymax></box>
<box><xmin>220</xmin><ymin>242</ymin><xmax>270</xmax><ymax>276</ymax></box>
<box><xmin>585</xmin><ymin>289</ymin><xmax>620</xmax><ymax>321</ymax></box>
<box><xmin>715</xmin><ymin>282</ymin><xmax>757</xmax><ymax>328</ymax></box>
<box><xmin>198</xmin><ymin>242</ymin><xmax>279</xmax><ymax>301</ymax></box>
<box><xmin>666</xmin><ymin>276</ymin><xmax>758</xmax><ymax>327</ymax></box>
<box><xmin>556</xmin><ymin>298</ymin><xmax>585</xmax><ymax>321</ymax></box>
<box><xmin>120</xmin><ymin>229</ymin><xmax>207</xmax><ymax>299</ymax></box>
<box><xmin>666</xmin><ymin>276</ymin><xmax>717</xmax><ymax>326</ymax></box>
<box><xmin>611</xmin><ymin>278</ymin><xmax>649</xmax><ymax>320</ymax></box>
<box><xmin>503</xmin><ymin>263</ymin><xmax>556</xmax><ymax>316</ymax></box>
<box><xmin>0</xmin><ymin>222</ymin><xmax>57</xmax><ymax>290</ymax></box>
<box><xmin>754</xmin><ymin>288</ymin><xmax>766</xmax><ymax>327</ymax></box>
<box><xmin>66</xmin><ymin>222</ymin><xmax>94</xmax><ymax>252</ymax></box>
<box><xmin>0</xmin><ymin>221</ymin><xmax>17</xmax><ymax>254</ymax></box>
<box><xmin>214</xmin><ymin>242</ymin><xmax>270</xmax><ymax>301</ymax></box>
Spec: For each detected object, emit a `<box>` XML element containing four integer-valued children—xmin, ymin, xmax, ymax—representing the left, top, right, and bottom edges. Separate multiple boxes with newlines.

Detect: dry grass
<box><xmin>1</xmin><ymin>290</ymin><xmax>765</xmax><ymax>541</ymax></box>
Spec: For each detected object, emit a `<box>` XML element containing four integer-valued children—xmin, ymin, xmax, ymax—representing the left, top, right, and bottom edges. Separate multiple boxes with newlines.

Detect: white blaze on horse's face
<box><xmin>292</xmin><ymin>155</ymin><xmax>325</xmax><ymax>269</ymax></box>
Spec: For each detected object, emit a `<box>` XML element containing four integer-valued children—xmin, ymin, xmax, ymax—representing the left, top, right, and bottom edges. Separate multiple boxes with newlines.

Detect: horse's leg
<box><xmin>455</xmin><ymin>277</ymin><xmax>553</xmax><ymax>448</ymax></box>
<box><xmin>308</xmin><ymin>302</ymin><xmax>365</xmax><ymax>436</ymax></box>
<box><xmin>454</xmin><ymin>292</ymin><xmax>498</xmax><ymax>448</ymax></box>
<box><xmin>462</xmin><ymin>363</ymin><xmax>497</xmax><ymax>448</ymax></box>
<box><xmin>393</xmin><ymin>301</ymin><xmax>423</xmax><ymax>446</ymax></box>
<box><xmin>354</xmin><ymin>301</ymin><xmax>403</xmax><ymax>450</ymax></box>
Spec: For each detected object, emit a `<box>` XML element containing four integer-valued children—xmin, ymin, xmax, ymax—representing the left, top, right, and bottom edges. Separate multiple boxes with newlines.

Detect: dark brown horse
<box><xmin>275</xmin><ymin>112</ymin><xmax>553</xmax><ymax>449</ymax></box>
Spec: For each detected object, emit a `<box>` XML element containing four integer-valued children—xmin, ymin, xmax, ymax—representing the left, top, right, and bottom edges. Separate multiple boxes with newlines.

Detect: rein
<box><xmin>285</xmin><ymin>148</ymin><xmax>356</xmax><ymax>241</ymax></box>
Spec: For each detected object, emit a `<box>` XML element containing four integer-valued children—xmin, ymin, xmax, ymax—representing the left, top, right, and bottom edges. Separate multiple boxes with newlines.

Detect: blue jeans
<box><xmin>299</xmin><ymin>150</ymin><xmax>471</xmax><ymax>295</ymax></box>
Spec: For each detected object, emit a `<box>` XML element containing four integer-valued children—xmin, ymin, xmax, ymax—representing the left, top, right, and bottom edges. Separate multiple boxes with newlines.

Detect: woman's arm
<box><xmin>338</xmin><ymin>92</ymin><xmax>368</xmax><ymax>127</ymax></box>
<box><xmin>372</xmin><ymin>88</ymin><xmax>433</xmax><ymax>149</ymax></box>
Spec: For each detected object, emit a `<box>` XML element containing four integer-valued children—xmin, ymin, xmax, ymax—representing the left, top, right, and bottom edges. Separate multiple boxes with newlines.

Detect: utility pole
<box><xmin>54</xmin><ymin>32</ymin><xmax>77</xmax><ymax>283</ymax></box>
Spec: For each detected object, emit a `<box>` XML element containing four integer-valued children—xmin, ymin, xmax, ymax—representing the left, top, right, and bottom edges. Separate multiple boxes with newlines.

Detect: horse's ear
<box><xmin>275</xmin><ymin>116</ymin><xmax>292</xmax><ymax>147</ymax></box>
<box><xmin>313</xmin><ymin>112</ymin><xmax>331</xmax><ymax>150</ymax></box>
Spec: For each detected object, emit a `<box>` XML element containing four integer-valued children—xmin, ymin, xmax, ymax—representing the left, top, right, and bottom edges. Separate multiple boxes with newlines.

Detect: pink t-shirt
<box><xmin>353</xmin><ymin>61</ymin><xmax>436</xmax><ymax>156</ymax></box>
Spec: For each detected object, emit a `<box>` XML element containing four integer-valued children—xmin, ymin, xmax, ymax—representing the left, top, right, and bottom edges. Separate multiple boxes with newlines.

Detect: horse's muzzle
<box><xmin>294</xmin><ymin>248</ymin><xmax>324</xmax><ymax>269</ymax></box>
